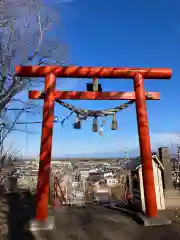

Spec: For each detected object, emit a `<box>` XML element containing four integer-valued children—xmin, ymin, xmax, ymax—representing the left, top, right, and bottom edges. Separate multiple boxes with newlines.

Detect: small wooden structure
<box><xmin>126</xmin><ymin>155</ymin><xmax>165</xmax><ymax>212</ymax></box>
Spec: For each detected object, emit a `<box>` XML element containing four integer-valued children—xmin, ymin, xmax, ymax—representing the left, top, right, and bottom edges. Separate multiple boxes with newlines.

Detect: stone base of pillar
<box><xmin>134</xmin><ymin>212</ymin><xmax>172</xmax><ymax>226</ymax></box>
<box><xmin>29</xmin><ymin>216</ymin><xmax>55</xmax><ymax>231</ymax></box>
<box><xmin>107</xmin><ymin>205</ymin><xmax>171</xmax><ymax>226</ymax></box>
<box><xmin>27</xmin><ymin>215</ymin><xmax>55</xmax><ymax>239</ymax></box>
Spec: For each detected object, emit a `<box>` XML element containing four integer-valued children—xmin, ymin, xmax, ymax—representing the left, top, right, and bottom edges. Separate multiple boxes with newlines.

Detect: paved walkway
<box><xmin>53</xmin><ymin>205</ymin><xmax>180</xmax><ymax>240</ymax></box>
<box><xmin>1</xmin><ymin>193</ymin><xmax>180</xmax><ymax>239</ymax></box>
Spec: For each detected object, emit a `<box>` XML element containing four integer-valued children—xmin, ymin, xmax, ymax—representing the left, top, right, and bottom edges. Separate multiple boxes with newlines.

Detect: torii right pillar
<box><xmin>134</xmin><ymin>73</ymin><xmax>158</xmax><ymax>217</ymax></box>
<box><xmin>134</xmin><ymin>73</ymin><xmax>171</xmax><ymax>225</ymax></box>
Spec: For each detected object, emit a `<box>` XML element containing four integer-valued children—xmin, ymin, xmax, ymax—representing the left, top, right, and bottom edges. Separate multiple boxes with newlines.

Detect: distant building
<box><xmin>104</xmin><ymin>172</ymin><xmax>118</xmax><ymax>186</ymax></box>
<box><xmin>79</xmin><ymin>168</ymin><xmax>90</xmax><ymax>180</ymax></box>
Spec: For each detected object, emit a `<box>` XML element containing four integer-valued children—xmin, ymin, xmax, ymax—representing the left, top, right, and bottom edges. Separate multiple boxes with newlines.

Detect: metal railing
<box><xmin>53</xmin><ymin>175</ymin><xmax>67</xmax><ymax>207</ymax></box>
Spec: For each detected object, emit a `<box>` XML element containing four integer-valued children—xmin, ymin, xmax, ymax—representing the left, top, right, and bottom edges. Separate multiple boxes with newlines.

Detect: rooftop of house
<box><xmin>124</xmin><ymin>154</ymin><xmax>164</xmax><ymax>171</ymax></box>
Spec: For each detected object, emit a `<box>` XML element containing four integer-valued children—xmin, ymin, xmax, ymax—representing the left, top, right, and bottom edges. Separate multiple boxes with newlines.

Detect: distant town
<box><xmin>1</xmin><ymin>149</ymin><xmax>179</xmax><ymax>206</ymax></box>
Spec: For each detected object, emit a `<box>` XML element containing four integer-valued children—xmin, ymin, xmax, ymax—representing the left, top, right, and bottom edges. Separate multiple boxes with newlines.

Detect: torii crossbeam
<box><xmin>16</xmin><ymin>66</ymin><xmax>172</xmax><ymax>221</ymax></box>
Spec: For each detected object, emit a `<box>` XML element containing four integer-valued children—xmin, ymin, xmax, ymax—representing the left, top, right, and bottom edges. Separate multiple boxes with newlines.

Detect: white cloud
<box><xmin>150</xmin><ymin>132</ymin><xmax>180</xmax><ymax>149</ymax></box>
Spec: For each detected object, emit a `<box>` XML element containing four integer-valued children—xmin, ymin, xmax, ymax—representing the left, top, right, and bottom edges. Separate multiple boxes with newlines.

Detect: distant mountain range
<box><xmin>19</xmin><ymin>145</ymin><xmax>179</xmax><ymax>161</ymax></box>
<box><xmin>49</xmin><ymin>149</ymin><xmax>178</xmax><ymax>159</ymax></box>
<box><xmin>22</xmin><ymin>153</ymin><xmax>178</xmax><ymax>163</ymax></box>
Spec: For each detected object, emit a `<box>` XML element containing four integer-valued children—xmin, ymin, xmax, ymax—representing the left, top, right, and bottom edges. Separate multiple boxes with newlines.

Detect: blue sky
<box><xmin>5</xmin><ymin>0</ymin><xmax>180</xmax><ymax>158</ymax></box>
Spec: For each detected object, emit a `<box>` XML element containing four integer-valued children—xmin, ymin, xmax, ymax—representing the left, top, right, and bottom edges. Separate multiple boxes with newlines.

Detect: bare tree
<box><xmin>0</xmin><ymin>0</ymin><xmax>67</xmax><ymax>143</ymax></box>
<box><xmin>0</xmin><ymin>99</ymin><xmax>41</xmax><ymax>146</ymax></box>
<box><xmin>0</xmin><ymin>143</ymin><xmax>20</xmax><ymax>173</ymax></box>
<box><xmin>0</xmin><ymin>0</ymin><xmax>67</xmax><ymax>110</ymax></box>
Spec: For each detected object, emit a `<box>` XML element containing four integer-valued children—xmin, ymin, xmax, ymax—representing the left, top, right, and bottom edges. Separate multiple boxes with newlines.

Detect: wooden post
<box><xmin>158</xmin><ymin>147</ymin><xmax>173</xmax><ymax>191</ymax></box>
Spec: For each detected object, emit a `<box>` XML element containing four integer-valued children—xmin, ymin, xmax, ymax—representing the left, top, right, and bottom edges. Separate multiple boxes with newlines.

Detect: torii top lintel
<box><xmin>16</xmin><ymin>66</ymin><xmax>172</xmax><ymax>79</ymax></box>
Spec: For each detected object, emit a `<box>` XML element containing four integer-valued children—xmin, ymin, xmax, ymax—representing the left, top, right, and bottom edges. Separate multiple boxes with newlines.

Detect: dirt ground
<box><xmin>0</xmin><ymin>192</ymin><xmax>36</xmax><ymax>239</ymax></box>
<box><xmin>1</xmin><ymin>192</ymin><xmax>180</xmax><ymax>240</ymax></box>
<box><xmin>160</xmin><ymin>209</ymin><xmax>180</xmax><ymax>233</ymax></box>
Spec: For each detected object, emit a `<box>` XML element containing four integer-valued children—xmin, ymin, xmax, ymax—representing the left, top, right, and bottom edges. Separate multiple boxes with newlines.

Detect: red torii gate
<box><xmin>16</xmin><ymin>66</ymin><xmax>172</xmax><ymax>221</ymax></box>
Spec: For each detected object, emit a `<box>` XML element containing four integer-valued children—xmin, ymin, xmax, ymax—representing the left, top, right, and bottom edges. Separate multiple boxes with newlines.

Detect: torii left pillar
<box><xmin>35</xmin><ymin>73</ymin><xmax>56</xmax><ymax>220</ymax></box>
<box><xmin>29</xmin><ymin>73</ymin><xmax>56</xmax><ymax>231</ymax></box>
